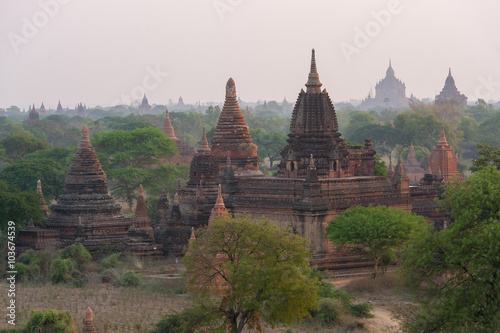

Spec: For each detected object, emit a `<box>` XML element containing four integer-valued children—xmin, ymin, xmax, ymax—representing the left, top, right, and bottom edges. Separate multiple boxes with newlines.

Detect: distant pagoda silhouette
<box><xmin>359</xmin><ymin>60</ymin><xmax>408</xmax><ymax>110</ymax></box>
<box><xmin>435</xmin><ymin>68</ymin><xmax>467</xmax><ymax>107</ymax></box>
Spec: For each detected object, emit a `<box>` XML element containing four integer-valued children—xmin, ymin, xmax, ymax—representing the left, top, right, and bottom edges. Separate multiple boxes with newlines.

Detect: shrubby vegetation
<box><xmin>401</xmin><ymin>166</ymin><xmax>500</xmax><ymax>331</ymax></box>
<box><xmin>0</xmin><ymin>309</ymin><xmax>76</xmax><ymax>333</ymax></box>
<box><xmin>327</xmin><ymin>205</ymin><xmax>428</xmax><ymax>278</ymax></box>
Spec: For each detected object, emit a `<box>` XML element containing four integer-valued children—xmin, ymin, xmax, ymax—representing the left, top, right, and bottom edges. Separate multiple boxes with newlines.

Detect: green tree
<box><xmin>393</xmin><ymin>113</ymin><xmax>459</xmax><ymax>152</ymax></box>
<box><xmin>205</xmin><ymin>105</ymin><xmax>222</xmax><ymax>127</ymax></box>
<box><xmin>374</xmin><ymin>156</ymin><xmax>387</xmax><ymax>177</ymax></box>
<box><xmin>468</xmin><ymin>98</ymin><xmax>497</xmax><ymax>123</ymax></box>
<box><xmin>475</xmin><ymin>112</ymin><xmax>500</xmax><ymax>147</ymax></box>
<box><xmin>348</xmin><ymin>124</ymin><xmax>399</xmax><ymax>159</ymax></box>
<box><xmin>326</xmin><ymin>205</ymin><xmax>427</xmax><ymax>278</ymax></box>
<box><xmin>0</xmin><ymin>181</ymin><xmax>43</xmax><ymax>230</ymax></box>
<box><xmin>456</xmin><ymin>116</ymin><xmax>479</xmax><ymax>142</ymax></box>
<box><xmin>59</xmin><ymin>244</ymin><xmax>91</xmax><ymax>270</ymax></box>
<box><xmin>92</xmin><ymin>127</ymin><xmax>178</xmax><ymax>209</ymax></box>
<box><xmin>1</xmin><ymin>132</ymin><xmax>50</xmax><ymax>162</ymax></box>
<box><xmin>470</xmin><ymin>142</ymin><xmax>500</xmax><ymax>172</ymax></box>
<box><xmin>0</xmin><ymin>158</ymin><xmax>67</xmax><ymax>201</ymax></box>
<box><xmin>24</xmin><ymin>146</ymin><xmax>77</xmax><ymax>168</ymax></box>
<box><xmin>249</xmin><ymin>128</ymin><xmax>288</xmax><ymax>168</ymax></box>
<box><xmin>343</xmin><ymin>111</ymin><xmax>378</xmax><ymax>141</ymax></box>
<box><xmin>183</xmin><ymin>215</ymin><xmax>319</xmax><ymax>333</ymax></box>
<box><xmin>22</xmin><ymin>309</ymin><xmax>76</xmax><ymax>333</ymax></box>
<box><xmin>92</xmin><ymin>127</ymin><xmax>177</xmax><ymax>168</ymax></box>
<box><xmin>401</xmin><ymin>167</ymin><xmax>500</xmax><ymax>332</ymax></box>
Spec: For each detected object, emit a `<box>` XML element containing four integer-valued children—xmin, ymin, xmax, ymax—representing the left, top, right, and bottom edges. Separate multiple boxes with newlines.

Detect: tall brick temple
<box><xmin>157</xmin><ymin>50</ymin><xmax>453</xmax><ymax>261</ymax></box>
<box><xmin>211</xmin><ymin>78</ymin><xmax>263</xmax><ymax>176</ymax></box>
<box><xmin>19</xmin><ymin>126</ymin><xmax>160</xmax><ymax>257</ymax></box>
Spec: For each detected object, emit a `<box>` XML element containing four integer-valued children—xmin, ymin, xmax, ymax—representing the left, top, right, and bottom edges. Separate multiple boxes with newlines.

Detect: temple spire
<box><xmin>211</xmin><ymin>77</ymin><xmax>262</xmax><ymax>176</ymax></box>
<box><xmin>37</xmin><ymin>180</ymin><xmax>49</xmax><ymax>217</ymax></box>
<box><xmin>308</xmin><ymin>154</ymin><xmax>315</xmax><ymax>169</ymax></box>
<box><xmin>437</xmin><ymin>125</ymin><xmax>449</xmax><ymax>148</ymax></box>
<box><xmin>198</xmin><ymin>127</ymin><xmax>211</xmax><ymax>153</ymax></box>
<box><xmin>83</xmin><ymin>307</ymin><xmax>97</xmax><ymax>333</ymax></box>
<box><xmin>208</xmin><ymin>184</ymin><xmax>229</xmax><ymax>225</ymax></box>
<box><xmin>135</xmin><ymin>185</ymin><xmax>147</xmax><ymax>218</ymax></box>
<box><xmin>305</xmin><ymin>49</ymin><xmax>322</xmax><ymax>93</ymax></box>
<box><xmin>189</xmin><ymin>227</ymin><xmax>196</xmax><ymax>243</ymax></box>
<box><xmin>162</xmin><ymin>108</ymin><xmax>178</xmax><ymax>141</ymax></box>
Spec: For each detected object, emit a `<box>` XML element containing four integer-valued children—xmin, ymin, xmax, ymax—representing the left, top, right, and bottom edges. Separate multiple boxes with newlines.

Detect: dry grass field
<box><xmin>0</xmin><ymin>271</ymin><xmax>410</xmax><ymax>333</ymax></box>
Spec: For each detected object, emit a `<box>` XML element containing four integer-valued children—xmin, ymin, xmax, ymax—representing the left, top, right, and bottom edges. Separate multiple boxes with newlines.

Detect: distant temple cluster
<box><xmin>359</xmin><ymin>61</ymin><xmax>468</xmax><ymax>110</ymax></box>
<box><xmin>19</xmin><ymin>50</ymin><xmax>462</xmax><ymax>273</ymax></box>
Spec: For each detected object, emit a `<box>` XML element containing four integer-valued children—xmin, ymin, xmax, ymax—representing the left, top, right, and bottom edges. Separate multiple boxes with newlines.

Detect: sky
<box><xmin>1</xmin><ymin>0</ymin><xmax>499</xmax><ymax>110</ymax></box>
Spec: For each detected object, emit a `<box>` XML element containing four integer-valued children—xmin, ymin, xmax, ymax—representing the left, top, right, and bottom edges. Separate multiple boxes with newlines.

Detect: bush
<box><xmin>100</xmin><ymin>268</ymin><xmax>120</xmax><ymax>284</ymax></box>
<box><xmin>100</xmin><ymin>253</ymin><xmax>123</xmax><ymax>269</ymax></box>
<box><xmin>14</xmin><ymin>263</ymin><xmax>29</xmax><ymax>281</ymax></box>
<box><xmin>50</xmin><ymin>258</ymin><xmax>75</xmax><ymax>284</ymax></box>
<box><xmin>59</xmin><ymin>244</ymin><xmax>91</xmax><ymax>269</ymax></box>
<box><xmin>307</xmin><ymin>269</ymin><xmax>337</xmax><ymax>298</ymax></box>
<box><xmin>153</xmin><ymin>312</ymin><xmax>183</xmax><ymax>333</ymax></box>
<box><xmin>349</xmin><ymin>302</ymin><xmax>374</xmax><ymax>318</ymax></box>
<box><xmin>72</xmin><ymin>277</ymin><xmax>87</xmax><ymax>288</ymax></box>
<box><xmin>312</xmin><ymin>298</ymin><xmax>342</xmax><ymax>326</ymax></box>
<box><xmin>120</xmin><ymin>270</ymin><xmax>141</xmax><ymax>287</ymax></box>
<box><xmin>18</xmin><ymin>249</ymin><xmax>57</xmax><ymax>281</ymax></box>
<box><xmin>152</xmin><ymin>302</ymin><xmax>223</xmax><ymax>333</ymax></box>
<box><xmin>23</xmin><ymin>309</ymin><xmax>76</xmax><ymax>333</ymax></box>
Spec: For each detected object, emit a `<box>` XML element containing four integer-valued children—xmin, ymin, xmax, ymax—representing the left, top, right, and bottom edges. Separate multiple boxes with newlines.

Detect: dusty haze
<box><xmin>1</xmin><ymin>0</ymin><xmax>499</xmax><ymax>108</ymax></box>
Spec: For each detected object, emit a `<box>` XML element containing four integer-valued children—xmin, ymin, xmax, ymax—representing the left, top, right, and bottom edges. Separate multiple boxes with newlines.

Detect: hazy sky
<box><xmin>1</xmin><ymin>0</ymin><xmax>499</xmax><ymax>109</ymax></box>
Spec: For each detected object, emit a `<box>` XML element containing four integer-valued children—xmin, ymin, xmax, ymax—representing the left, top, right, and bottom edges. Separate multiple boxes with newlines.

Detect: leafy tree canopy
<box><xmin>92</xmin><ymin>126</ymin><xmax>177</xmax><ymax>169</ymax></box>
<box><xmin>393</xmin><ymin>113</ymin><xmax>459</xmax><ymax>152</ymax></box>
<box><xmin>401</xmin><ymin>167</ymin><xmax>500</xmax><ymax>332</ymax></box>
<box><xmin>475</xmin><ymin>112</ymin><xmax>500</xmax><ymax>147</ymax></box>
<box><xmin>24</xmin><ymin>146</ymin><xmax>77</xmax><ymax>169</ymax></box>
<box><xmin>470</xmin><ymin>142</ymin><xmax>500</xmax><ymax>172</ymax></box>
<box><xmin>343</xmin><ymin>111</ymin><xmax>378</xmax><ymax>141</ymax></box>
<box><xmin>326</xmin><ymin>205</ymin><xmax>428</xmax><ymax>278</ymax></box>
<box><xmin>0</xmin><ymin>180</ymin><xmax>43</xmax><ymax>230</ymax></box>
<box><xmin>183</xmin><ymin>215</ymin><xmax>319</xmax><ymax>333</ymax></box>
<box><xmin>456</xmin><ymin>116</ymin><xmax>479</xmax><ymax>142</ymax></box>
<box><xmin>1</xmin><ymin>132</ymin><xmax>50</xmax><ymax>162</ymax></box>
<box><xmin>249</xmin><ymin>128</ymin><xmax>287</xmax><ymax>168</ymax></box>
<box><xmin>0</xmin><ymin>158</ymin><xmax>67</xmax><ymax>201</ymax></box>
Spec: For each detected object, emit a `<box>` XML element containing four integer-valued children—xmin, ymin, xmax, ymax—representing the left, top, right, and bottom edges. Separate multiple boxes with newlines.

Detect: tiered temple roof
<box><xmin>38</xmin><ymin>102</ymin><xmax>47</xmax><ymax>115</ymax></box>
<box><xmin>56</xmin><ymin>100</ymin><xmax>64</xmax><ymax>114</ymax></box>
<box><xmin>208</xmin><ymin>184</ymin><xmax>229</xmax><ymax>225</ymax></box>
<box><xmin>211</xmin><ymin>78</ymin><xmax>263</xmax><ymax>176</ymax></box>
<box><xmin>359</xmin><ymin>60</ymin><xmax>408</xmax><ymax>110</ymax></box>
<box><xmin>139</xmin><ymin>94</ymin><xmax>152</xmax><ymax>114</ymax></box>
<box><xmin>435</xmin><ymin>68</ymin><xmax>467</xmax><ymax>107</ymax></box>
<box><xmin>277</xmin><ymin>49</ymin><xmax>349</xmax><ymax>178</ymax></box>
<box><xmin>404</xmin><ymin>143</ymin><xmax>425</xmax><ymax>185</ymax></box>
<box><xmin>46</xmin><ymin>126</ymin><xmax>130</xmax><ymax>249</ymax></box>
<box><xmin>37</xmin><ymin>179</ymin><xmax>49</xmax><ymax>218</ymax></box>
<box><xmin>162</xmin><ymin>108</ymin><xmax>178</xmax><ymax>141</ymax></box>
<box><xmin>28</xmin><ymin>104</ymin><xmax>39</xmax><ymax>121</ymax></box>
<box><xmin>428</xmin><ymin>125</ymin><xmax>461</xmax><ymax>181</ymax></box>
<box><xmin>76</xmin><ymin>103</ymin><xmax>86</xmax><ymax>117</ymax></box>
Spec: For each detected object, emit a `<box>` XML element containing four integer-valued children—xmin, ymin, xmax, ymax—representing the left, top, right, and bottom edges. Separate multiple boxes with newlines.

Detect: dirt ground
<box><xmin>0</xmin><ymin>273</ymin><xmax>410</xmax><ymax>332</ymax></box>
